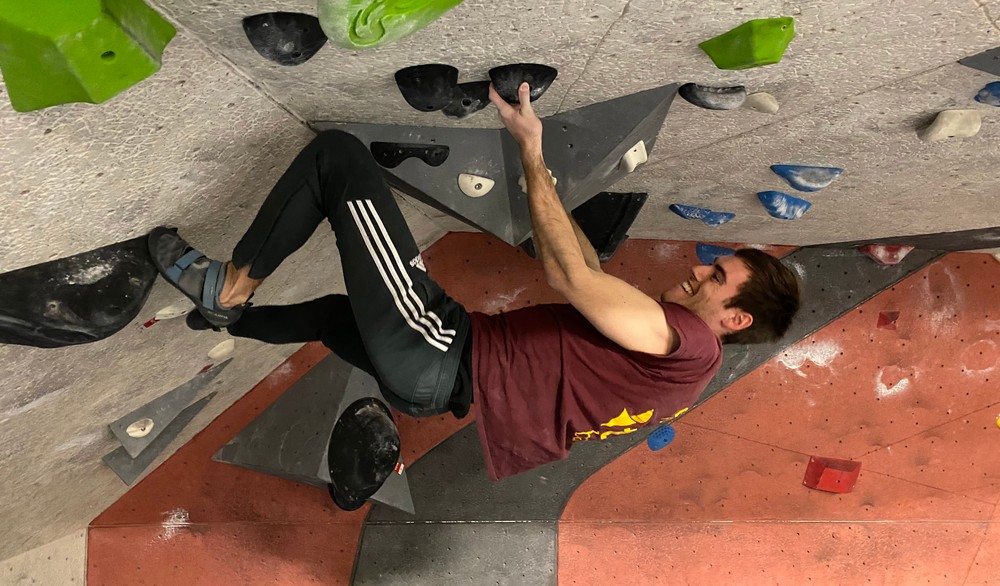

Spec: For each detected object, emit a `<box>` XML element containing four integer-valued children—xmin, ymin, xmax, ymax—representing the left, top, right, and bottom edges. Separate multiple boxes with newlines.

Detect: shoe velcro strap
<box><xmin>202</xmin><ymin>261</ymin><xmax>222</xmax><ymax>311</ymax></box>
<box><xmin>166</xmin><ymin>249</ymin><xmax>205</xmax><ymax>282</ymax></box>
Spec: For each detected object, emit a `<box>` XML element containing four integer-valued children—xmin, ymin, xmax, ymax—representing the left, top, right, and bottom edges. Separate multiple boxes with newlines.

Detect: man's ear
<box><xmin>724</xmin><ymin>309</ymin><xmax>753</xmax><ymax>332</ymax></box>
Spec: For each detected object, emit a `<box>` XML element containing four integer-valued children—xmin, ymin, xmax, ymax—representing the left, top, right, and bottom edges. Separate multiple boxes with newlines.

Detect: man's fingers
<box><xmin>488</xmin><ymin>84</ymin><xmax>512</xmax><ymax>115</ymax></box>
<box><xmin>517</xmin><ymin>83</ymin><xmax>534</xmax><ymax>114</ymax></box>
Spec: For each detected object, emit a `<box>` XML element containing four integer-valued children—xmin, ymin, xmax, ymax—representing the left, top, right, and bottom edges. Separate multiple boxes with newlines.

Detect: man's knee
<box><xmin>314</xmin><ymin>129</ymin><xmax>366</xmax><ymax>153</ymax></box>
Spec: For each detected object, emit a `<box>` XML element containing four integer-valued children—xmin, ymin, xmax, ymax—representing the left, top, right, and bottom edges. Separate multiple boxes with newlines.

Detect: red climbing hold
<box><xmin>859</xmin><ymin>244</ymin><xmax>914</xmax><ymax>265</ymax></box>
<box><xmin>802</xmin><ymin>455</ymin><xmax>861</xmax><ymax>493</ymax></box>
<box><xmin>877</xmin><ymin>311</ymin><xmax>900</xmax><ymax>330</ymax></box>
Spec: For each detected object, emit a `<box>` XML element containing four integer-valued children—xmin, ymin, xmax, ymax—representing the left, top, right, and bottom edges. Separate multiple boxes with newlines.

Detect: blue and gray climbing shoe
<box><xmin>148</xmin><ymin>227</ymin><xmax>247</xmax><ymax>328</ymax></box>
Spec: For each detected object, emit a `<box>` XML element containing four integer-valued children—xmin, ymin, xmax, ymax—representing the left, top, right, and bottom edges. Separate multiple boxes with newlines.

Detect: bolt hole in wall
<box><xmin>101</xmin><ymin>50</ymin><xmax>116</xmax><ymax>61</ymax></box>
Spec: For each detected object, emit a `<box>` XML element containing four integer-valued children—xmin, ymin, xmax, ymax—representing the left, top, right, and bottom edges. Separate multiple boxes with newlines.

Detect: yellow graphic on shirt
<box><xmin>659</xmin><ymin>407</ymin><xmax>689</xmax><ymax>424</ymax></box>
<box><xmin>573</xmin><ymin>407</ymin><xmax>654</xmax><ymax>442</ymax></box>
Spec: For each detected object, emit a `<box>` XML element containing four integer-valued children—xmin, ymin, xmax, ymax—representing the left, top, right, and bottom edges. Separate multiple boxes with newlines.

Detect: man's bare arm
<box><xmin>569</xmin><ymin>214</ymin><xmax>602</xmax><ymax>272</ymax></box>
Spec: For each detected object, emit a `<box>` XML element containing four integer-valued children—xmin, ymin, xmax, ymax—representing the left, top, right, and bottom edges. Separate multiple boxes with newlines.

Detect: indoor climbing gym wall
<box><xmin>1</xmin><ymin>0</ymin><xmax>999</xmax><ymax>583</ymax></box>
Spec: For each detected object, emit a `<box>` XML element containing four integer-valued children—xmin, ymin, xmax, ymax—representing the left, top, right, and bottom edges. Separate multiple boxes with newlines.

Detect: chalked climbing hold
<box><xmin>744</xmin><ymin>91</ymin><xmax>780</xmax><ymax>113</ymax></box>
<box><xmin>757</xmin><ymin>191</ymin><xmax>811</xmax><ymax>220</ymax></box>
<box><xmin>974</xmin><ymin>81</ymin><xmax>1000</xmax><ymax>107</ymax></box>
<box><xmin>442</xmin><ymin>80</ymin><xmax>491</xmax><ymax>119</ymax></box>
<box><xmin>242</xmin><ymin>12</ymin><xmax>327</xmax><ymax>66</ymax></box>
<box><xmin>394</xmin><ymin>63</ymin><xmax>459</xmax><ymax>112</ymax></box>
<box><xmin>770</xmin><ymin>164</ymin><xmax>844</xmax><ymax>192</ymax></box>
<box><xmin>859</xmin><ymin>244</ymin><xmax>914</xmax><ymax>265</ymax></box>
<box><xmin>488</xmin><ymin>63</ymin><xmax>558</xmax><ymax>104</ymax></box>
<box><xmin>371</xmin><ymin>142</ymin><xmax>449</xmax><ymax>168</ymax></box>
<box><xmin>679</xmin><ymin>83</ymin><xmax>746</xmax><ymax>110</ymax></box>
<box><xmin>327</xmin><ymin>398</ymin><xmax>400</xmax><ymax>511</ymax></box>
<box><xmin>669</xmin><ymin>204</ymin><xmax>736</xmax><ymax>226</ymax></box>
<box><xmin>317</xmin><ymin>0</ymin><xmax>464</xmax><ymax>49</ymax></box>
<box><xmin>696</xmin><ymin>243</ymin><xmax>736</xmax><ymax>266</ymax></box>
<box><xmin>457</xmin><ymin>173</ymin><xmax>495</xmax><ymax>198</ymax></box>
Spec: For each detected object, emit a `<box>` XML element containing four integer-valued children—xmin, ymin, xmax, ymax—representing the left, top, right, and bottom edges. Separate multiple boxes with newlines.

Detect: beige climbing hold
<box><xmin>155</xmin><ymin>300</ymin><xmax>195</xmax><ymax>320</ymax></box>
<box><xmin>918</xmin><ymin>109</ymin><xmax>982</xmax><ymax>142</ymax></box>
<box><xmin>208</xmin><ymin>339</ymin><xmax>235</xmax><ymax>361</ymax></box>
<box><xmin>457</xmin><ymin>173</ymin><xmax>495</xmax><ymax>198</ymax></box>
<box><xmin>126</xmin><ymin>418</ymin><xmax>155</xmax><ymax>438</ymax></box>
<box><xmin>518</xmin><ymin>169</ymin><xmax>557</xmax><ymax>193</ymax></box>
<box><xmin>619</xmin><ymin>140</ymin><xmax>648</xmax><ymax>173</ymax></box>
<box><xmin>744</xmin><ymin>92</ymin><xmax>779</xmax><ymax>114</ymax></box>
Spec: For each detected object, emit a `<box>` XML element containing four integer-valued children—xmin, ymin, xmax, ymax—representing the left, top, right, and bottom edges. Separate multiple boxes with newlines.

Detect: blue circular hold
<box><xmin>647</xmin><ymin>424</ymin><xmax>676</xmax><ymax>451</ymax></box>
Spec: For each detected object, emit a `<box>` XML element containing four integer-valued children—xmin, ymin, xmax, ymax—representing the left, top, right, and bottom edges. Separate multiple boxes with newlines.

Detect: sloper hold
<box><xmin>758</xmin><ymin>190</ymin><xmax>811</xmax><ymax>220</ymax></box>
<box><xmin>103</xmin><ymin>392</ymin><xmax>215</xmax><ymax>486</ymax></box>
<box><xmin>917</xmin><ymin>109</ymin><xmax>982</xmax><ymax>142</ymax></box>
<box><xmin>669</xmin><ymin>204</ymin><xmax>735</xmax><ymax>226</ymax></box>
<box><xmin>394</xmin><ymin>64</ymin><xmax>458</xmax><ymax>111</ymax></box>
<box><xmin>744</xmin><ymin>91</ymin><xmax>780</xmax><ymax>114</ymax></box>
<box><xmin>326</xmin><ymin>398</ymin><xmax>400</xmax><ymax>511</ymax></box>
<box><xmin>0</xmin><ymin>236</ymin><xmax>157</xmax><ymax>348</ymax></box>
<box><xmin>242</xmin><ymin>12</ymin><xmax>327</xmax><ymax>66</ymax></box>
<box><xmin>109</xmin><ymin>359</ymin><xmax>231</xmax><ymax>458</ymax></box>
<box><xmin>699</xmin><ymin>17</ymin><xmax>795</xmax><ymax>70</ymax></box>
<box><xmin>488</xmin><ymin>63</ymin><xmax>558</xmax><ymax>104</ymax></box>
<box><xmin>678</xmin><ymin>83</ymin><xmax>746</xmax><ymax>110</ymax></box>
<box><xmin>696</xmin><ymin>243</ymin><xmax>736</xmax><ymax>266</ymax></box>
<box><xmin>770</xmin><ymin>164</ymin><xmax>844</xmax><ymax>192</ymax></box>
<box><xmin>975</xmin><ymin>81</ymin><xmax>1000</xmax><ymax>107</ymax></box>
<box><xmin>371</xmin><ymin>141</ymin><xmax>449</xmax><ymax>168</ymax></box>
<box><xmin>0</xmin><ymin>0</ymin><xmax>176</xmax><ymax>112</ymax></box>
<box><xmin>317</xmin><ymin>0</ymin><xmax>464</xmax><ymax>49</ymax></box>
<box><xmin>442</xmin><ymin>81</ymin><xmax>491</xmax><ymax>119</ymax></box>
<box><xmin>213</xmin><ymin>355</ymin><xmax>414</xmax><ymax>514</ymax></box>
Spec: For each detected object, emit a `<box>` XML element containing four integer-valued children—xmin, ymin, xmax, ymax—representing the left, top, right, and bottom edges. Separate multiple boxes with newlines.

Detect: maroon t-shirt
<box><xmin>470</xmin><ymin>302</ymin><xmax>722</xmax><ymax>481</ymax></box>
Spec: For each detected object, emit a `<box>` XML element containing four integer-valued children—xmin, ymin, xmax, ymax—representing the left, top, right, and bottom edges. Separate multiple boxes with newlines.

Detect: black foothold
<box><xmin>678</xmin><ymin>83</ymin><xmax>747</xmax><ymax>110</ymax></box>
<box><xmin>441</xmin><ymin>81</ymin><xmax>491</xmax><ymax>119</ymax></box>
<box><xmin>327</xmin><ymin>398</ymin><xmax>400</xmax><ymax>511</ymax></box>
<box><xmin>488</xmin><ymin>63</ymin><xmax>558</xmax><ymax>104</ymax></box>
<box><xmin>394</xmin><ymin>64</ymin><xmax>460</xmax><ymax>112</ymax></box>
<box><xmin>0</xmin><ymin>236</ymin><xmax>158</xmax><ymax>348</ymax></box>
<box><xmin>370</xmin><ymin>142</ymin><xmax>450</xmax><ymax>168</ymax></box>
<box><xmin>242</xmin><ymin>12</ymin><xmax>328</xmax><ymax>66</ymax></box>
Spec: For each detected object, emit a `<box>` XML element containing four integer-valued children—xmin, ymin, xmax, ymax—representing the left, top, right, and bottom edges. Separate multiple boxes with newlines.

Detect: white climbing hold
<box><xmin>457</xmin><ymin>173</ymin><xmax>495</xmax><ymax>198</ymax></box>
<box><xmin>155</xmin><ymin>300</ymin><xmax>195</xmax><ymax>320</ymax></box>
<box><xmin>917</xmin><ymin>109</ymin><xmax>982</xmax><ymax>142</ymax></box>
<box><xmin>744</xmin><ymin>92</ymin><xmax>780</xmax><ymax>114</ymax></box>
<box><xmin>619</xmin><ymin>140</ymin><xmax>648</xmax><ymax>173</ymax></box>
<box><xmin>126</xmin><ymin>418</ymin><xmax>155</xmax><ymax>438</ymax></box>
<box><xmin>518</xmin><ymin>169</ymin><xmax>557</xmax><ymax>193</ymax></box>
<box><xmin>208</xmin><ymin>339</ymin><xmax>235</xmax><ymax>361</ymax></box>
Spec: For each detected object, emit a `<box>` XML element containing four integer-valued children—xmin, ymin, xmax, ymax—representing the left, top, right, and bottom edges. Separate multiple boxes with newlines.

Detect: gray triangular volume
<box><xmin>369</xmin><ymin>464</ymin><xmax>415</xmax><ymax>515</ymax></box>
<box><xmin>109</xmin><ymin>359</ymin><xmax>232</xmax><ymax>458</ymax></box>
<box><xmin>815</xmin><ymin>225</ymin><xmax>1000</xmax><ymax>253</ymax></box>
<box><xmin>314</xmin><ymin>84</ymin><xmax>679</xmax><ymax>246</ymax></box>
<box><xmin>959</xmin><ymin>46</ymin><xmax>1000</xmax><ymax>76</ymax></box>
<box><xmin>103</xmin><ymin>392</ymin><xmax>216</xmax><ymax>485</ymax></box>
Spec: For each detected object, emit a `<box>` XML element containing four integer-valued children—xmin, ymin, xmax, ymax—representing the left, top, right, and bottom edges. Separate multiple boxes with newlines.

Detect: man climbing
<box><xmin>149</xmin><ymin>82</ymin><xmax>800</xmax><ymax>491</ymax></box>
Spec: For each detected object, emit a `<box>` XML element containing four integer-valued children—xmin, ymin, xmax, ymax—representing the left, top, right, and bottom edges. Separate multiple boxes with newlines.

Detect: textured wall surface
<box><xmin>0</xmin><ymin>30</ymin><xmax>446</xmax><ymax>564</ymax></box>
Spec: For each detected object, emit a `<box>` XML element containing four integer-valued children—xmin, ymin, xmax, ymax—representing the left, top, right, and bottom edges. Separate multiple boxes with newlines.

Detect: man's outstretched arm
<box><xmin>489</xmin><ymin>84</ymin><xmax>676</xmax><ymax>355</ymax></box>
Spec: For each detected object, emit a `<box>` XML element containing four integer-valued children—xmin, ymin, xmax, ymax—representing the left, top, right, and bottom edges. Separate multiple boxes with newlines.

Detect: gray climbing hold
<box><xmin>678</xmin><ymin>83</ymin><xmax>746</xmax><ymax>110</ymax></box>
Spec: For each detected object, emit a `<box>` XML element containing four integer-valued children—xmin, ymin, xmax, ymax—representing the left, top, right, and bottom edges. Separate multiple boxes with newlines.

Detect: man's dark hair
<box><xmin>722</xmin><ymin>249</ymin><xmax>801</xmax><ymax>345</ymax></box>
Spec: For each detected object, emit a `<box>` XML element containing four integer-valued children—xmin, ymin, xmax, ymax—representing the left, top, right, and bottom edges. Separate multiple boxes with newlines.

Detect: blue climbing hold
<box><xmin>758</xmin><ymin>191</ymin><xmax>811</xmax><ymax>220</ymax></box>
<box><xmin>647</xmin><ymin>424</ymin><xmax>676</xmax><ymax>451</ymax></box>
<box><xmin>770</xmin><ymin>164</ymin><xmax>844</xmax><ymax>192</ymax></box>
<box><xmin>669</xmin><ymin>204</ymin><xmax>736</xmax><ymax>226</ymax></box>
<box><xmin>696</xmin><ymin>243</ymin><xmax>736</xmax><ymax>266</ymax></box>
<box><xmin>975</xmin><ymin>81</ymin><xmax>1000</xmax><ymax>107</ymax></box>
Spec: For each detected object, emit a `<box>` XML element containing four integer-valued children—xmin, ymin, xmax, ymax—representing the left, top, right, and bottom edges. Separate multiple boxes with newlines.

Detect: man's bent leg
<box><xmin>230</xmin><ymin>130</ymin><xmax>469</xmax><ymax>416</ymax></box>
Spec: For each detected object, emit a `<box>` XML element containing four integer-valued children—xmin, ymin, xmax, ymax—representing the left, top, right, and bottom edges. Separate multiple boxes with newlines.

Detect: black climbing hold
<box><xmin>327</xmin><ymin>398</ymin><xmax>400</xmax><ymax>511</ymax></box>
<box><xmin>0</xmin><ymin>236</ymin><xmax>157</xmax><ymax>348</ymax></box>
<box><xmin>442</xmin><ymin>81</ymin><xmax>491</xmax><ymax>119</ymax></box>
<box><xmin>370</xmin><ymin>141</ymin><xmax>449</xmax><ymax>168</ymax></box>
<box><xmin>521</xmin><ymin>192</ymin><xmax>648</xmax><ymax>262</ymax></box>
<box><xmin>394</xmin><ymin>64</ymin><xmax>459</xmax><ymax>112</ymax></box>
<box><xmin>678</xmin><ymin>83</ymin><xmax>747</xmax><ymax>110</ymax></box>
<box><xmin>488</xmin><ymin>63</ymin><xmax>558</xmax><ymax>104</ymax></box>
<box><xmin>242</xmin><ymin>12</ymin><xmax>328</xmax><ymax>66</ymax></box>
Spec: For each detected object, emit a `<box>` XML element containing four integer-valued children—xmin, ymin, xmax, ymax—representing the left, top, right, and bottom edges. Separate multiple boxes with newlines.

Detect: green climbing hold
<box><xmin>698</xmin><ymin>17</ymin><xmax>795</xmax><ymax>70</ymax></box>
<box><xmin>0</xmin><ymin>0</ymin><xmax>175</xmax><ymax>112</ymax></box>
<box><xmin>317</xmin><ymin>0</ymin><xmax>464</xmax><ymax>49</ymax></box>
